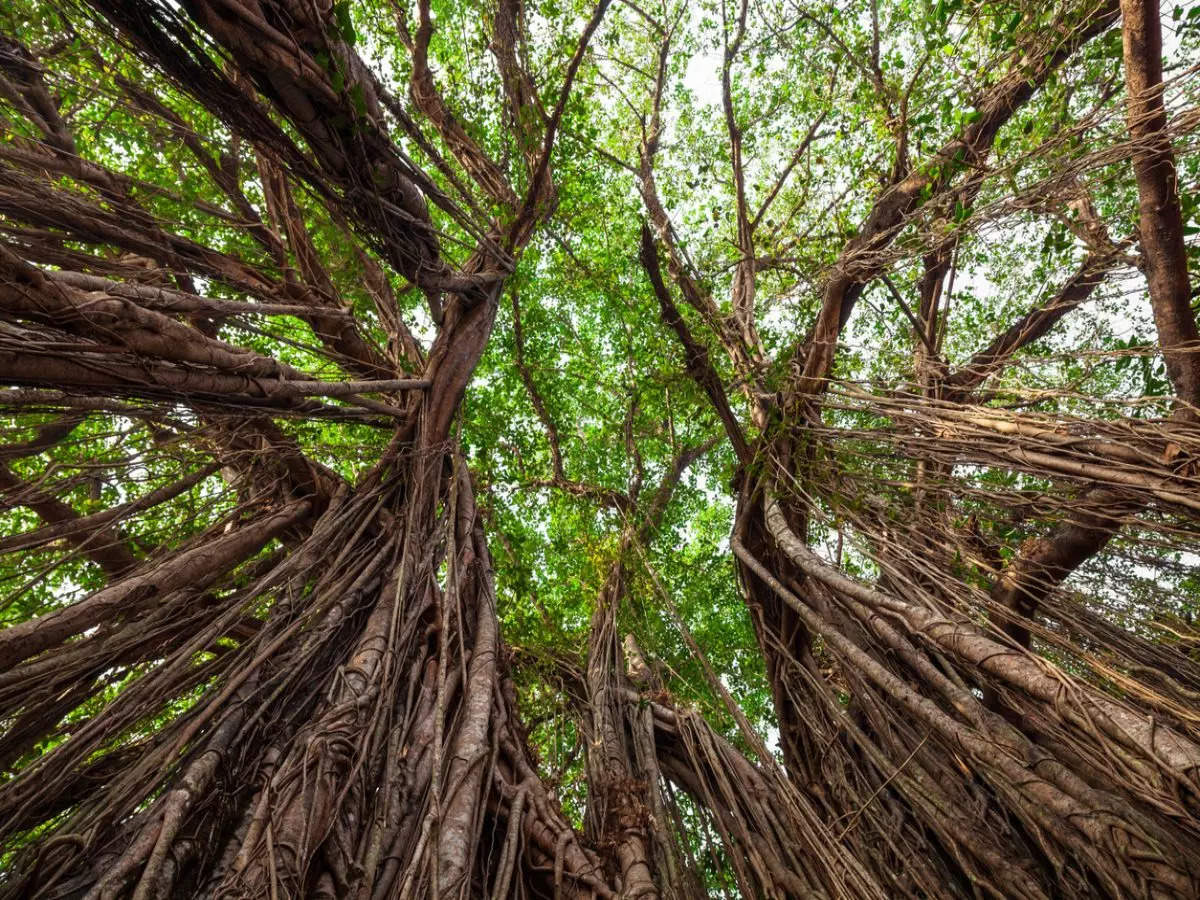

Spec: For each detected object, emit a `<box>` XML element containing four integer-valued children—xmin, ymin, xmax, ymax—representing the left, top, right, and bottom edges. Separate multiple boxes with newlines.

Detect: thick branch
<box><xmin>0</xmin><ymin>499</ymin><xmax>311</xmax><ymax>674</ymax></box>
<box><xmin>640</xmin><ymin>224</ymin><xmax>751</xmax><ymax>464</ymax></box>
<box><xmin>0</xmin><ymin>462</ymin><xmax>221</xmax><ymax>557</ymax></box>
<box><xmin>795</xmin><ymin>2</ymin><xmax>1120</xmax><ymax>395</ymax></box>
<box><xmin>1121</xmin><ymin>0</ymin><xmax>1200</xmax><ymax>412</ymax></box>
<box><xmin>943</xmin><ymin>260</ymin><xmax>1111</xmax><ymax>398</ymax></box>
<box><xmin>0</xmin><ymin>461</ymin><xmax>138</xmax><ymax>578</ymax></box>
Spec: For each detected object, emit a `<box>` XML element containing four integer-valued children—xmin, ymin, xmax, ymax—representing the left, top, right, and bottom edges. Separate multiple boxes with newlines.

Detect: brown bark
<box><xmin>0</xmin><ymin>463</ymin><xmax>220</xmax><ymax>557</ymax></box>
<box><xmin>739</xmin><ymin>506</ymin><xmax>1199</xmax><ymax>895</ymax></box>
<box><xmin>7</xmin><ymin>0</ymin><xmax>1200</xmax><ymax>897</ymax></box>
<box><xmin>1121</xmin><ymin>0</ymin><xmax>1200</xmax><ymax>412</ymax></box>
<box><xmin>943</xmin><ymin>263</ymin><xmax>1110</xmax><ymax>399</ymax></box>
<box><xmin>0</xmin><ymin>500</ymin><xmax>310</xmax><ymax>673</ymax></box>
<box><xmin>0</xmin><ymin>2</ymin><xmax>627</xmax><ymax>898</ymax></box>
<box><xmin>796</xmin><ymin>1</ymin><xmax>1120</xmax><ymax>396</ymax></box>
<box><xmin>0</xmin><ymin>461</ymin><xmax>138</xmax><ymax>579</ymax></box>
<box><xmin>967</xmin><ymin>0</ymin><xmax>1200</xmax><ymax>695</ymax></box>
<box><xmin>640</xmin><ymin>224</ymin><xmax>751</xmax><ymax>464</ymax></box>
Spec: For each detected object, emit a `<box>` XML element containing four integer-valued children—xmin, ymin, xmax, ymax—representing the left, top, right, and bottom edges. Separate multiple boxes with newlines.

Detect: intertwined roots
<box><xmin>2</xmin><ymin>0</ymin><xmax>1200</xmax><ymax>897</ymax></box>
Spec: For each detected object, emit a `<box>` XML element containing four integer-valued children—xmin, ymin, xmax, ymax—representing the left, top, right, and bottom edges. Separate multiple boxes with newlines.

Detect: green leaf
<box><xmin>333</xmin><ymin>1</ymin><xmax>357</xmax><ymax>45</ymax></box>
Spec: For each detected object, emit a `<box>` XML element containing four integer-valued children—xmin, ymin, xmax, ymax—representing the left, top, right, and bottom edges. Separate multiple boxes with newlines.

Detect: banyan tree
<box><xmin>1</xmin><ymin>0</ymin><xmax>1199</xmax><ymax>896</ymax></box>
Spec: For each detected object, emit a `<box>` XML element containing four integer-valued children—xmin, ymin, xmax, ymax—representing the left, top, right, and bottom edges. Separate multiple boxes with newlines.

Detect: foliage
<box><xmin>0</xmin><ymin>0</ymin><xmax>1199</xmax><ymax>897</ymax></box>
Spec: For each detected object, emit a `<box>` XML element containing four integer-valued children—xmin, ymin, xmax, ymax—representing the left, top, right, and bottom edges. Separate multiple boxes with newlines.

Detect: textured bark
<box><xmin>943</xmin><ymin>262</ymin><xmax>1110</xmax><ymax>399</ymax></box>
<box><xmin>796</xmin><ymin>1</ymin><xmax>1120</xmax><ymax>395</ymax></box>
<box><xmin>4</xmin><ymin>1</ymin><xmax>1200</xmax><ymax>898</ymax></box>
<box><xmin>0</xmin><ymin>500</ymin><xmax>311</xmax><ymax>672</ymax></box>
<box><xmin>0</xmin><ymin>4</ymin><xmax>624</xmax><ymax>898</ymax></box>
<box><xmin>1121</xmin><ymin>0</ymin><xmax>1200</xmax><ymax>411</ymax></box>
<box><xmin>0</xmin><ymin>462</ymin><xmax>138</xmax><ymax>578</ymax></box>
